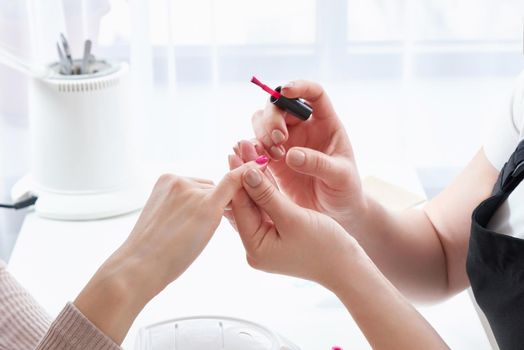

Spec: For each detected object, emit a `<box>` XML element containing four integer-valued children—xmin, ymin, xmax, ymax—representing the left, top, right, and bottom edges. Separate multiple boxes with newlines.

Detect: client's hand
<box><xmin>74</xmin><ymin>161</ymin><xmax>266</xmax><ymax>344</ymax></box>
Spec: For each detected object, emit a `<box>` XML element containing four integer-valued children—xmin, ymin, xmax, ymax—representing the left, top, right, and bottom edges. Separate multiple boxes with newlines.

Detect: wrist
<box><xmin>335</xmin><ymin>192</ymin><xmax>371</xmax><ymax>236</ymax></box>
<box><xmin>112</xmin><ymin>241</ymin><xmax>169</xmax><ymax>298</ymax></box>
<box><xmin>74</xmin><ymin>247</ymin><xmax>164</xmax><ymax>344</ymax></box>
<box><xmin>319</xmin><ymin>236</ymin><xmax>370</xmax><ymax>295</ymax></box>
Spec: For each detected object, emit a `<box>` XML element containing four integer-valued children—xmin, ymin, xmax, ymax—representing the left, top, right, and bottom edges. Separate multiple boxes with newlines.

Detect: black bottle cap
<box><xmin>270</xmin><ymin>86</ymin><xmax>312</xmax><ymax>121</ymax></box>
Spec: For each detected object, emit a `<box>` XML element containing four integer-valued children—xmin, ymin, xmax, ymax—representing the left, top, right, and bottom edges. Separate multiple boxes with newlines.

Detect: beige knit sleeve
<box><xmin>0</xmin><ymin>261</ymin><xmax>121</xmax><ymax>350</ymax></box>
<box><xmin>35</xmin><ymin>303</ymin><xmax>122</xmax><ymax>350</ymax></box>
<box><xmin>0</xmin><ymin>260</ymin><xmax>51</xmax><ymax>350</ymax></box>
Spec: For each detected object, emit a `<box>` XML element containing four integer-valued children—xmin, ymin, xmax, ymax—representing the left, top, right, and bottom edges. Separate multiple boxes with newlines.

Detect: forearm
<box><xmin>74</xmin><ymin>244</ymin><xmax>165</xmax><ymax>345</ymax></box>
<box><xmin>345</xmin><ymin>196</ymin><xmax>449</xmax><ymax>302</ymax></box>
<box><xmin>345</xmin><ymin>150</ymin><xmax>498</xmax><ymax>302</ymax></box>
<box><xmin>327</xmin><ymin>242</ymin><xmax>449</xmax><ymax>350</ymax></box>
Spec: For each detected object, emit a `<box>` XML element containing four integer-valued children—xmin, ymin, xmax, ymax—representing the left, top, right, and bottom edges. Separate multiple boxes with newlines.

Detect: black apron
<box><xmin>467</xmin><ymin>140</ymin><xmax>524</xmax><ymax>350</ymax></box>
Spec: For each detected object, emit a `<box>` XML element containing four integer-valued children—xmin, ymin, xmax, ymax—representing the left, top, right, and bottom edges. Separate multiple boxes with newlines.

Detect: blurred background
<box><xmin>1</xmin><ymin>2</ymin><xmax>523</xmax><ymax>349</ymax></box>
<box><xmin>0</xmin><ymin>0</ymin><xmax>523</xmax><ymax>260</ymax></box>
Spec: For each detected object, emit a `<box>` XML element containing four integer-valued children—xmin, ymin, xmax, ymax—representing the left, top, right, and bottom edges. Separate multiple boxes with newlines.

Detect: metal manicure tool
<box><xmin>56</xmin><ymin>42</ymin><xmax>70</xmax><ymax>75</ymax></box>
<box><xmin>81</xmin><ymin>39</ymin><xmax>92</xmax><ymax>74</ymax></box>
<box><xmin>56</xmin><ymin>33</ymin><xmax>96</xmax><ymax>76</ymax></box>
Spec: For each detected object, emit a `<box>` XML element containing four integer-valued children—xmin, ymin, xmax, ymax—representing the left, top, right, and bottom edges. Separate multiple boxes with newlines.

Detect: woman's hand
<box><xmin>246</xmin><ymin>80</ymin><xmax>366</xmax><ymax>233</ymax></box>
<box><xmin>228</xmin><ymin>155</ymin><xmax>450</xmax><ymax>350</ymax></box>
<box><xmin>121</xmin><ymin>173</ymin><xmax>245</xmax><ymax>290</ymax></box>
<box><xmin>228</xmin><ymin>153</ymin><xmax>354</xmax><ymax>287</ymax></box>
<box><xmin>74</xmin><ymin>161</ymin><xmax>266</xmax><ymax>344</ymax></box>
<box><xmin>243</xmin><ymin>79</ymin><xmax>477</xmax><ymax>302</ymax></box>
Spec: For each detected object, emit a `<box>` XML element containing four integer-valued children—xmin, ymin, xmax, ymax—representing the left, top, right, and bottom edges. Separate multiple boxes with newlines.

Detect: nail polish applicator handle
<box><xmin>270</xmin><ymin>86</ymin><xmax>312</xmax><ymax>121</ymax></box>
<box><xmin>251</xmin><ymin>76</ymin><xmax>312</xmax><ymax>121</ymax></box>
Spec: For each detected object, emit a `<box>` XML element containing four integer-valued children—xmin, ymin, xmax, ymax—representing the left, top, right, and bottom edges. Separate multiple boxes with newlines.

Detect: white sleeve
<box><xmin>483</xmin><ymin>71</ymin><xmax>524</xmax><ymax>171</ymax></box>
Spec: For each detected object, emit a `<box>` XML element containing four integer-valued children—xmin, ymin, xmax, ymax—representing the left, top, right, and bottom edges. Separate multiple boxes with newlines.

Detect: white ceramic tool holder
<box><xmin>14</xmin><ymin>61</ymin><xmax>148</xmax><ymax>220</ymax></box>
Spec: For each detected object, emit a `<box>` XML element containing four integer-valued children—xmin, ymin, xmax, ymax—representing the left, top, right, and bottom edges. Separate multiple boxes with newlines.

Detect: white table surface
<box><xmin>7</xmin><ymin>83</ymin><xmax>492</xmax><ymax>349</ymax></box>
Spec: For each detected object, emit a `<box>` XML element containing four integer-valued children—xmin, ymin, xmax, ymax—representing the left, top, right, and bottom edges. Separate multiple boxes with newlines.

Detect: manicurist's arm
<box><xmin>348</xmin><ymin>148</ymin><xmax>499</xmax><ymax>301</ymax></box>
<box><xmin>226</xmin><ymin>154</ymin><xmax>450</xmax><ymax>349</ymax></box>
<box><xmin>332</xmin><ymin>239</ymin><xmax>449</xmax><ymax>350</ymax></box>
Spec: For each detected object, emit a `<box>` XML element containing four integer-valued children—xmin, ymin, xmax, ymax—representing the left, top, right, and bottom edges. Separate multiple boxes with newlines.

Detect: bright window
<box><xmin>95</xmin><ymin>0</ymin><xmax>524</xmax><ymax>82</ymax></box>
<box><xmin>346</xmin><ymin>0</ymin><xmax>523</xmax><ymax>42</ymax></box>
<box><xmin>412</xmin><ymin>0</ymin><xmax>524</xmax><ymax>41</ymax></box>
<box><xmin>347</xmin><ymin>0</ymin><xmax>403</xmax><ymax>41</ymax></box>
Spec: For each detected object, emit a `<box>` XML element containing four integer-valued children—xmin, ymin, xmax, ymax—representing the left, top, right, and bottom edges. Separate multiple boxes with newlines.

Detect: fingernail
<box><xmin>282</xmin><ymin>81</ymin><xmax>295</xmax><ymax>89</ymax></box>
<box><xmin>287</xmin><ymin>149</ymin><xmax>306</xmax><ymax>166</ymax></box>
<box><xmin>253</xmin><ymin>143</ymin><xmax>263</xmax><ymax>154</ymax></box>
<box><xmin>270</xmin><ymin>145</ymin><xmax>285</xmax><ymax>159</ymax></box>
<box><xmin>244</xmin><ymin>169</ymin><xmax>262</xmax><ymax>187</ymax></box>
<box><xmin>255</xmin><ymin>155</ymin><xmax>269</xmax><ymax>165</ymax></box>
<box><xmin>233</xmin><ymin>146</ymin><xmax>240</xmax><ymax>157</ymax></box>
<box><xmin>271</xmin><ymin>129</ymin><xmax>285</xmax><ymax>144</ymax></box>
<box><xmin>262</xmin><ymin>134</ymin><xmax>272</xmax><ymax>147</ymax></box>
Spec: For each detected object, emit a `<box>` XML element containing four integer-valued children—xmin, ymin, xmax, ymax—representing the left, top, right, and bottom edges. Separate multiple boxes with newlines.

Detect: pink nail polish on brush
<box><xmin>255</xmin><ymin>155</ymin><xmax>269</xmax><ymax>165</ymax></box>
<box><xmin>331</xmin><ymin>347</ymin><xmax>343</xmax><ymax>350</ymax></box>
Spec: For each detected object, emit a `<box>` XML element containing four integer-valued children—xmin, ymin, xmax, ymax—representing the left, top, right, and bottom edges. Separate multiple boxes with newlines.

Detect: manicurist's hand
<box><xmin>248</xmin><ymin>80</ymin><xmax>365</xmax><ymax>232</ymax></box>
<box><xmin>228</xmin><ymin>153</ymin><xmax>355</xmax><ymax>286</ymax></box>
<box><xmin>228</xmin><ymin>154</ymin><xmax>450</xmax><ymax>350</ymax></box>
<box><xmin>74</xmin><ymin>161</ymin><xmax>266</xmax><ymax>345</ymax></box>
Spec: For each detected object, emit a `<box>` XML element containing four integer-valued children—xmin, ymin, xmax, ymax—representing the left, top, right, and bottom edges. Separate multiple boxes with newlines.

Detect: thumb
<box><xmin>241</xmin><ymin>167</ymin><xmax>301</xmax><ymax>225</ymax></box>
<box><xmin>211</xmin><ymin>157</ymin><xmax>269</xmax><ymax>208</ymax></box>
<box><xmin>285</xmin><ymin>147</ymin><xmax>350</xmax><ymax>189</ymax></box>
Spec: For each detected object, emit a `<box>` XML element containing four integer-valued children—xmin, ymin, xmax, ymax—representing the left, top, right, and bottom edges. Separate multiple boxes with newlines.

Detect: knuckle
<box><xmin>268</xmin><ymin>106</ymin><xmax>285</xmax><ymax>122</ymax></box>
<box><xmin>312</xmin><ymin>81</ymin><xmax>325</xmax><ymax>92</ymax></box>
<box><xmin>251</xmin><ymin>109</ymin><xmax>264</xmax><ymax>124</ymax></box>
<box><xmin>156</xmin><ymin>173</ymin><xmax>178</xmax><ymax>189</ymax></box>
<box><xmin>221</xmin><ymin>171</ymin><xmax>237</xmax><ymax>187</ymax></box>
<box><xmin>313</xmin><ymin>155</ymin><xmax>331</xmax><ymax>173</ymax></box>
<box><xmin>303</xmin><ymin>83</ymin><xmax>312</xmax><ymax>97</ymax></box>
<box><xmin>252</xmin><ymin>183</ymin><xmax>275</xmax><ymax>206</ymax></box>
<box><xmin>306</xmin><ymin>81</ymin><xmax>325</xmax><ymax>102</ymax></box>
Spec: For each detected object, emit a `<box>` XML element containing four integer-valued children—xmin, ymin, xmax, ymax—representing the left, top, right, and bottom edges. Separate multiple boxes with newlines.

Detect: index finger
<box><xmin>210</xmin><ymin>158</ymin><xmax>269</xmax><ymax>209</ymax></box>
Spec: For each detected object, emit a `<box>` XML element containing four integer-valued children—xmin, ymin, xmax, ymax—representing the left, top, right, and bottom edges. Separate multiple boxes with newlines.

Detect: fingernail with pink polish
<box><xmin>256</xmin><ymin>155</ymin><xmax>269</xmax><ymax>165</ymax></box>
